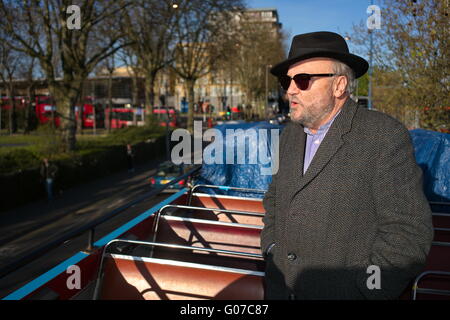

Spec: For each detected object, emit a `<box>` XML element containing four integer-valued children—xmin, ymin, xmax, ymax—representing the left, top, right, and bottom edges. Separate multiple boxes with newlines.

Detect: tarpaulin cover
<box><xmin>195</xmin><ymin>121</ymin><xmax>284</xmax><ymax>198</ymax></box>
<box><xmin>409</xmin><ymin>129</ymin><xmax>450</xmax><ymax>210</ymax></box>
<box><xmin>195</xmin><ymin>124</ymin><xmax>449</xmax><ymax>206</ymax></box>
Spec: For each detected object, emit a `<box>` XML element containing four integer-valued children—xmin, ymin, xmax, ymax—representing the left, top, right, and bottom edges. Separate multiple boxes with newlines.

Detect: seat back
<box><xmin>187</xmin><ymin>194</ymin><xmax>265</xmax><ymax>225</ymax></box>
<box><xmin>143</xmin><ymin>216</ymin><xmax>264</xmax><ymax>271</ymax></box>
<box><xmin>99</xmin><ymin>254</ymin><xmax>265</xmax><ymax>300</ymax></box>
<box><xmin>413</xmin><ymin>242</ymin><xmax>450</xmax><ymax>300</ymax></box>
<box><xmin>155</xmin><ymin>216</ymin><xmax>262</xmax><ymax>254</ymax></box>
<box><xmin>432</xmin><ymin>213</ymin><xmax>450</xmax><ymax>242</ymax></box>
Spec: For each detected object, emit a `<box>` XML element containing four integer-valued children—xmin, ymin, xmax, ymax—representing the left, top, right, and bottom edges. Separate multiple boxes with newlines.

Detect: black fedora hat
<box><xmin>270</xmin><ymin>31</ymin><xmax>369</xmax><ymax>78</ymax></box>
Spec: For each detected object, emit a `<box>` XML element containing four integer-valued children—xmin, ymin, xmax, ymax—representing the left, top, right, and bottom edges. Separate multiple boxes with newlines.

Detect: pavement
<box><xmin>0</xmin><ymin>155</ymin><xmax>183</xmax><ymax>298</ymax></box>
<box><xmin>0</xmin><ymin>157</ymin><xmax>165</xmax><ymax>246</ymax></box>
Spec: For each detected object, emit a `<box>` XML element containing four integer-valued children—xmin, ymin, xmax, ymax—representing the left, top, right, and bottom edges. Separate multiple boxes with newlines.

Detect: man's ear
<box><xmin>333</xmin><ymin>75</ymin><xmax>348</xmax><ymax>98</ymax></box>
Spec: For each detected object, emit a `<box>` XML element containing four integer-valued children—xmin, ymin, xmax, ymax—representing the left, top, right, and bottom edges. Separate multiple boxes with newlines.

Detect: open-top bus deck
<box><xmin>1</xmin><ymin>171</ymin><xmax>449</xmax><ymax>300</ymax></box>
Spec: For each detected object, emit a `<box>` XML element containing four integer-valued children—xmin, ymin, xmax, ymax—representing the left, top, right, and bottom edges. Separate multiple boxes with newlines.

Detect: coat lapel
<box><xmin>289</xmin><ymin>98</ymin><xmax>358</xmax><ymax>202</ymax></box>
<box><xmin>289</xmin><ymin>122</ymin><xmax>306</xmax><ymax>175</ymax></box>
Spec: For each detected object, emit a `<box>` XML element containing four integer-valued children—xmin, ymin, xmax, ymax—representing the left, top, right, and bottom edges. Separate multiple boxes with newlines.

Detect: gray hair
<box><xmin>332</xmin><ymin>60</ymin><xmax>356</xmax><ymax>95</ymax></box>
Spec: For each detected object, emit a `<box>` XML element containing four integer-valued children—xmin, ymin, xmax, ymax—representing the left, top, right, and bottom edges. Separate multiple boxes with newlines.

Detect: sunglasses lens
<box><xmin>279</xmin><ymin>75</ymin><xmax>291</xmax><ymax>90</ymax></box>
<box><xmin>293</xmin><ymin>74</ymin><xmax>310</xmax><ymax>90</ymax></box>
<box><xmin>279</xmin><ymin>74</ymin><xmax>311</xmax><ymax>90</ymax></box>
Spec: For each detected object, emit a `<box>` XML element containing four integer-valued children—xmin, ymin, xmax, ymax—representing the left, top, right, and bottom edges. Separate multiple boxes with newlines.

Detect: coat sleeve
<box><xmin>355</xmin><ymin>121</ymin><xmax>434</xmax><ymax>299</ymax></box>
<box><xmin>261</xmin><ymin>169</ymin><xmax>278</xmax><ymax>255</ymax></box>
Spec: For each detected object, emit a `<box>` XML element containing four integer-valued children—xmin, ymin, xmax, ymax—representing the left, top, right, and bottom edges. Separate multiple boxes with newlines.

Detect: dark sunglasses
<box><xmin>279</xmin><ymin>73</ymin><xmax>335</xmax><ymax>90</ymax></box>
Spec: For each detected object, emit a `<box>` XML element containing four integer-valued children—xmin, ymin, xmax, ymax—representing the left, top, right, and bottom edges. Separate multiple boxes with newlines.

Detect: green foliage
<box><xmin>0</xmin><ymin>148</ymin><xmax>40</xmax><ymax>174</ymax></box>
<box><xmin>356</xmin><ymin>73</ymin><xmax>369</xmax><ymax>97</ymax></box>
<box><xmin>0</xmin><ymin>125</ymin><xmax>165</xmax><ymax>176</ymax></box>
<box><xmin>144</xmin><ymin>114</ymin><xmax>162</xmax><ymax>128</ymax></box>
<box><xmin>35</xmin><ymin>123</ymin><xmax>64</xmax><ymax>158</ymax></box>
<box><xmin>105</xmin><ymin>124</ymin><xmax>165</xmax><ymax>146</ymax></box>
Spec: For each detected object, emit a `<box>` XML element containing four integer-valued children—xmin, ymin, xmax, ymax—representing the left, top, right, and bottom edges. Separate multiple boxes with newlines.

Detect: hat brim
<box><xmin>270</xmin><ymin>49</ymin><xmax>369</xmax><ymax>79</ymax></box>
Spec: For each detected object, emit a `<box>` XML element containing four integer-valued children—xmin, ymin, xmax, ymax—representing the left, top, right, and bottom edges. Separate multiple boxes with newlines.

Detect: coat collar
<box><xmin>288</xmin><ymin>98</ymin><xmax>358</xmax><ymax>202</ymax></box>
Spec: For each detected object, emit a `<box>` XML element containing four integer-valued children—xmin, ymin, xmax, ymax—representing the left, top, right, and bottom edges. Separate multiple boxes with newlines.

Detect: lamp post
<box><xmin>345</xmin><ymin>32</ymin><xmax>371</xmax><ymax>109</ymax></box>
<box><xmin>265</xmin><ymin>64</ymin><xmax>272</xmax><ymax>120</ymax></box>
<box><xmin>368</xmin><ymin>0</ymin><xmax>374</xmax><ymax>110</ymax></box>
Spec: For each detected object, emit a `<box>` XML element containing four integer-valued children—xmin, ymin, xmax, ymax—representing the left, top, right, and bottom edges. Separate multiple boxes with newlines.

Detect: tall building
<box><xmin>172</xmin><ymin>7</ymin><xmax>283</xmax><ymax>113</ymax></box>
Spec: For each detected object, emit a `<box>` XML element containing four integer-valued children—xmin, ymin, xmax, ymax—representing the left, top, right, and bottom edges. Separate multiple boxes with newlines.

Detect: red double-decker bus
<box><xmin>152</xmin><ymin>106</ymin><xmax>177</xmax><ymax>127</ymax></box>
<box><xmin>0</xmin><ymin>96</ymin><xmax>28</xmax><ymax>131</ymax></box>
<box><xmin>104</xmin><ymin>108</ymin><xmax>131</xmax><ymax>129</ymax></box>
<box><xmin>0</xmin><ymin>96</ymin><xmax>28</xmax><ymax>113</ymax></box>
<box><xmin>35</xmin><ymin>95</ymin><xmax>60</xmax><ymax>127</ymax></box>
<box><xmin>75</xmin><ymin>97</ymin><xmax>104</xmax><ymax>129</ymax></box>
<box><xmin>35</xmin><ymin>95</ymin><xmax>102</xmax><ymax>128</ymax></box>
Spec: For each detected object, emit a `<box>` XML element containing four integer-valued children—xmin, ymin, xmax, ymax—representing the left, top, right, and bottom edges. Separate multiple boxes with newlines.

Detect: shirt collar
<box><xmin>304</xmin><ymin>109</ymin><xmax>342</xmax><ymax>136</ymax></box>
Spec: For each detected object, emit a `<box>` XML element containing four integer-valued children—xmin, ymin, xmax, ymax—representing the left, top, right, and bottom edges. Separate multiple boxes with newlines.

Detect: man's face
<box><xmin>286</xmin><ymin>58</ymin><xmax>336</xmax><ymax>128</ymax></box>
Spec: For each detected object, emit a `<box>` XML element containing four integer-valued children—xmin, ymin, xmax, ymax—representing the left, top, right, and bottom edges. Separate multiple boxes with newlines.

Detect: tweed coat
<box><xmin>261</xmin><ymin>98</ymin><xmax>434</xmax><ymax>300</ymax></box>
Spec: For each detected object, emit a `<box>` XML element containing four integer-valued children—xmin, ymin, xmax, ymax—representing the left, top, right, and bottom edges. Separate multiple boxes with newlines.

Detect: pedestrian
<box><xmin>40</xmin><ymin>157</ymin><xmax>58</xmax><ymax>201</ymax></box>
<box><xmin>261</xmin><ymin>31</ymin><xmax>433</xmax><ymax>300</ymax></box>
<box><xmin>126</xmin><ymin>144</ymin><xmax>135</xmax><ymax>173</ymax></box>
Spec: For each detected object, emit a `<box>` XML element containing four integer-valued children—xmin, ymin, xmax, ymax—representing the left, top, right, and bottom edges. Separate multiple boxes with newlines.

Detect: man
<box><xmin>126</xmin><ymin>143</ymin><xmax>135</xmax><ymax>173</ymax></box>
<box><xmin>40</xmin><ymin>157</ymin><xmax>58</xmax><ymax>201</ymax></box>
<box><xmin>261</xmin><ymin>31</ymin><xmax>433</xmax><ymax>300</ymax></box>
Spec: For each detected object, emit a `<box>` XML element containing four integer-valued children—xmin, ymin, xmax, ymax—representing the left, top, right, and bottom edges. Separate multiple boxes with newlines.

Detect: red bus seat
<box><xmin>183</xmin><ymin>194</ymin><xmax>265</xmax><ymax>226</ymax></box>
<box><xmin>99</xmin><ymin>255</ymin><xmax>265</xmax><ymax>300</ymax></box>
<box><xmin>154</xmin><ymin>216</ymin><xmax>262</xmax><ymax>254</ymax></box>
<box><xmin>147</xmin><ymin>216</ymin><xmax>264</xmax><ymax>271</ymax></box>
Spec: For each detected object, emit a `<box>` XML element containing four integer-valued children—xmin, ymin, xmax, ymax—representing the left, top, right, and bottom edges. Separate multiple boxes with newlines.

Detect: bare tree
<box><xmin>118</xmin><ymin>47</ymin><xmax>143</xmax><ymax>125</ymax></box>
<box><xmin>224</xmin><ymin>13</ymin><xmax>287</xmax><ymax>117</ymax></box>
<box><xmin>0</xmin><ymin>37</ymin><xmax>20</xmax><ymax>134</ymax></box>
<box><xmin>349</xmin><ymin>0</ymin><xmax>449</xmax><ymax>130</ymax></box>
<box><xmin>96</xmin><ymin>52</ymin><xmax>117</xmax><ymax>132</ymax></box>
<box><xmin>121</xmin><ymin>0</ymin><xmax>180</xmax><ymax>114</ymax></box>
<box><xmin>21</xmin><ymin>55</ymin><xmax>38</xmax><ymax>133</ymax></box>
<box><xmin>171</xmin><ymin>0</ymin><xmax>244</xmax><ymax>132</ymax></box>
<box><xmin>0</xmin><ymin>0</ymin><xmax>132</xmax><ymax>151</ymax></box>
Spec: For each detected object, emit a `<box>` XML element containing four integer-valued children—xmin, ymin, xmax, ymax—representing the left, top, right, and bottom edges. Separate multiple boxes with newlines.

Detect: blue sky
<box><xmin>245</xmin><ymin>0</ymin><xmax>382</xmax><ymax>57</ymax></box>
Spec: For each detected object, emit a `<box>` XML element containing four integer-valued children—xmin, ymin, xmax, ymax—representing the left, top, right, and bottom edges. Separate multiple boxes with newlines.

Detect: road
<box><xmin>0</xmin><ymin>157</ymin><xmax>175</xmax><ymax>299</ymax></box>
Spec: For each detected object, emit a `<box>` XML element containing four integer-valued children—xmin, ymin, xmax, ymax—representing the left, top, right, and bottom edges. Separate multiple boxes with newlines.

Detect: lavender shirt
<box><xmin>303</xmin><ymin>110</ymin><xmax>341</xmax><ymax>174</ymax></box>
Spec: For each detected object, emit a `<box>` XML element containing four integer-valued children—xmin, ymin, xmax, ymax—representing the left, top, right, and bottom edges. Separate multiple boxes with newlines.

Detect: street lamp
<box><xmin>172</xmin><ymin>3</ymin><xmax>178</xmax><ymax>9</ymax></box>
<box><xmin>367</xmin><ymin>0</ymin><xmax>374</xmax><ymax>111</ymax></box>
<box><xmin>345</xmin><ymin>35</ymin><xmax>371</xmax><ymax>110</ymax></box>
<box><xmin>368</xmin><ymin>33</ymin><xmax>373</xmax><ymax>110</ymax></box>
<box><xmin>265</xmin><ymin>64</ymin><xmax>272</xmax><ymax>120</ymax></box>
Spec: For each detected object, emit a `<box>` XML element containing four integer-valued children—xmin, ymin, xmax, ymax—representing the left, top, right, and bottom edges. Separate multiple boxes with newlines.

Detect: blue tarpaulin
<box><xmin>409</xmin><ymin>129</ymin><xmax>450</xmax><ymax>204</ymax></box>
<box><xmin>195</xmin><ymin>121</ymin><xmax>283</xmax><ymax>198</ymax></box>
<box><xmin>196</xmin><ymin>123</ymin><xmax>449</xmax><ymax>206</ymax></box>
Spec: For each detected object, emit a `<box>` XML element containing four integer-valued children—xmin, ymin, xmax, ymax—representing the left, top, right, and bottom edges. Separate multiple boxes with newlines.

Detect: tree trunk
<box><xmin>24</xmin><ymin>83</ymin><xmax>34</xmax><ymax>134</ymax></box>
<box><xmin>132</xmin><ymin>75</ymin><xmax>138</xmax><ymax>125</ymax></box>
<box><xmin>51</xmin><ymin>83</ymin><xmax>80</xmax><ymax>152</ymax></box>
<box><xmin>186</xmin><ymin>78</ymin><xmax>196</xmax><ymax>133</ymax></box>
<box><xmin>7</xmin><ymin>84</ymin><xmax>16</xmax><ymax>134</ymax></box>
<box><xmin>61</xmin><ymin>96</ymin><xmax>78</xmax><ymax>152</ymax></box>
<box><xmin>77</xmin><ymin>83</ymin><xmax>85</xmax><ymax>134</ymax></box>
<box><xmin>108</xmin><ymin>75</ymin><xmax>113</xmax><ymax>132</ymax></box>
<box><xmin>145</xmin><ymin>72</ymin><xmax>157</xmax><ymax>111</ymax></box>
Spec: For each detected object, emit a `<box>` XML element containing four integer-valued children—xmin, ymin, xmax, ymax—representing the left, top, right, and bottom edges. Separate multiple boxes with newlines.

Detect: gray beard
<box><xmin>291</xmin><ymin>100</ymin><xmax>335</xmax><ymax>129</ymax></box>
